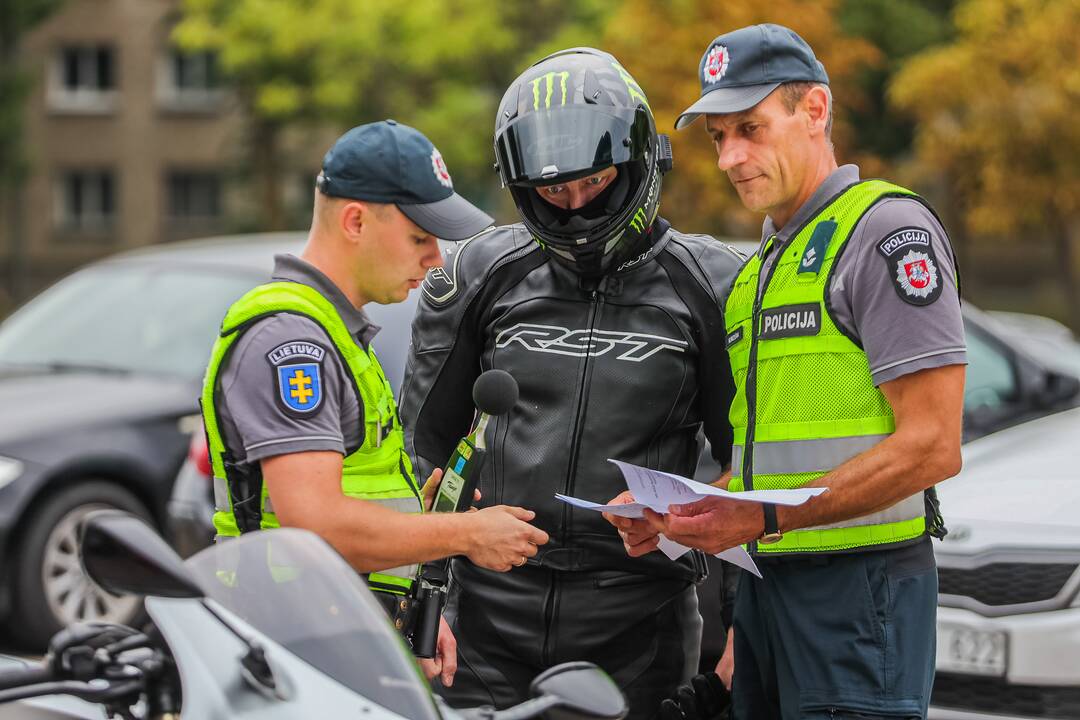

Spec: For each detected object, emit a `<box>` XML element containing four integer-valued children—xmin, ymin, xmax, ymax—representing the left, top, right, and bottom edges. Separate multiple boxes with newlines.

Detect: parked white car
<box><xmin>930</xmin><ymin>406</ymin><xmax>1080</xmax><ymax>719</ymax></box>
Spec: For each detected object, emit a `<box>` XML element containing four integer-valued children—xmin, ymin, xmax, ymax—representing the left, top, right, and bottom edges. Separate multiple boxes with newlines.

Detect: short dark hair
<box><xmin>779</xmin><ymin>82</ymin><xmax>833</xmax><ymax>139</ymax></box>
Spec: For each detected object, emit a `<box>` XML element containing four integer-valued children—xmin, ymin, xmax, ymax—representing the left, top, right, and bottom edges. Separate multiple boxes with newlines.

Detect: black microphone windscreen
<box><xmin>472</xmin><ymin>369</ymin><xmax>519</xmax><ymax>416</ymax></box>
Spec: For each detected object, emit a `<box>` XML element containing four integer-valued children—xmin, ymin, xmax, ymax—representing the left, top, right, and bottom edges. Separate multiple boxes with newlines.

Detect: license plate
<box><xmin>936</xmin><ymin>623</ymin><xmax>1007</xmax><ymax>676</ymax></box>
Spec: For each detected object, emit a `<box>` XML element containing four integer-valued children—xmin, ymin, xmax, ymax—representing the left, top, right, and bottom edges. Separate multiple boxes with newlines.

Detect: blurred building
<box><xmin>1</xmin><ymin>0</ymin><xmax>256</xmax><ymax>305</ymax></box>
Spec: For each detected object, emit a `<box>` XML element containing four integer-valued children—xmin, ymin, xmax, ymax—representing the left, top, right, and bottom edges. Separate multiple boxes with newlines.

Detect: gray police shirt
<box><xmin>757</xmin><ymin>165</ymin><xmax>966</xmax><ymax>385</ymax></box>
<box><xmin>216</xmin><ymin>254</ymin><xmax>378</xmax><ymax>465</ymax></box>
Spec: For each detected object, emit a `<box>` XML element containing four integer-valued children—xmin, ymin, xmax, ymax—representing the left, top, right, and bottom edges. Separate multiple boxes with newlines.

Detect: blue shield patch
<box><xmin>277</xmin><ymin>363</ymin><xmax>322</xmax><ymax>413</ymax></box>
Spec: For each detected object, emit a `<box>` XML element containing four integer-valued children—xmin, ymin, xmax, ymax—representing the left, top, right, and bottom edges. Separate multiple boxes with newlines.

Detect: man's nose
<box><xmin>424</xmin><ymin>240</ymin><xmax>444</xmax><ymax>269</ymax></box>
<box><xmin>716</xmin><ymin>136</ymin><xmax>747</xmax><ymax>172</ymax></box>
<box><xmin>566</xmin><ymin>185</ymin><xmax>590</xmax><ymax>210</ymax></box>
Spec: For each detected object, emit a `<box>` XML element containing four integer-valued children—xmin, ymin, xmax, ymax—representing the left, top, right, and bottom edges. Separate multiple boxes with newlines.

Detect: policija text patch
<box><xmin>758</xmin><ymin>304</ymin><xmax>821</xmax><ymax>340</ymax></box>
<box><xmin>877</xmin><ymin>226</ymin><xmax>942</xmax><ymax>306</ymax></box>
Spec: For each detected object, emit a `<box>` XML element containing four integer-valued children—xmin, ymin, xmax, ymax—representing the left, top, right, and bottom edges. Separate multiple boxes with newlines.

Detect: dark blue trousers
<box><xmin>732</xmin><ymin>538</ymin><xmax>937</xmax><ymax>720</ymax></box>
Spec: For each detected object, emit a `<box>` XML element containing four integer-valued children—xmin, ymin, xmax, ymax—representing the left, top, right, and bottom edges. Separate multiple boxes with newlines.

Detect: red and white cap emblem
<box><xmin>704</xmin><ymin>45</ymin><xmax>730</xmax><ymax>84</ymax></box>
<box><xmin>431</xmin><ymin>148</ymin><xmax>453</xmax><ymax>189</ymax></box>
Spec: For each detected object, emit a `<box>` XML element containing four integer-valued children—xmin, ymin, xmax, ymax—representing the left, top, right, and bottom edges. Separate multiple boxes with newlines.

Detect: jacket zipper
<box><xmin>543</xmin><ymin>280</ymin><xmax>605</xmax><ymax>665</ymax></box>
<box><xmin>562</xmin><ymin>283</ymin><xmax>606</xmax><ymax>536</ymax></box>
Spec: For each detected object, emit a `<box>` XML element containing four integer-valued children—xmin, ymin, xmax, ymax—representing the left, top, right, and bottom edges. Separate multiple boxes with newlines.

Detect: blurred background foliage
<box><xmin>891</xmin><ymin>0</ymin><xmax>1080</xmax><ymax>317</ymax></box>
<box><xmin>0</xmin><ymin>0</ymin><xmax>65</xmax><ymax>188</ymax></box>
<box><xmin>7</xmin><ymin>0</ymin><xmax>1073</xmax><ymax>325</ymax></box>
<box><xmin>172</xmin><ymin>0</ymin><xmax>614</xmax><ymax>227</ymax></box>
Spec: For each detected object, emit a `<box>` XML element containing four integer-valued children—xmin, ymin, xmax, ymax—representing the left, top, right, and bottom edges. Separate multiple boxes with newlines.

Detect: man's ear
<box><xmin>340</xmin><ymin>201</ymin><xmax>369</xmax><ymax>243</ymax></box>
<box><xmin>803</xmin><ymin>86</ymin><xmax>830</xmax><ymax>136</ymax></box>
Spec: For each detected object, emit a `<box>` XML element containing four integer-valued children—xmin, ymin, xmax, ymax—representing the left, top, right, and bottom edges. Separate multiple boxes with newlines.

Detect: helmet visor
<box><xmin>496</xmin><ymin>106</ymin><xmax>651</xmax><ymax>186</ymax></box>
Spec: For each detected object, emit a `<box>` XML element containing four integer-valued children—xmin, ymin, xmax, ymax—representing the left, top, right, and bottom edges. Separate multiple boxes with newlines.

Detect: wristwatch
<box><xmin>759</xmin><ymin>504</ymin><xmax>783</xmax><ymax>545</ymax></box>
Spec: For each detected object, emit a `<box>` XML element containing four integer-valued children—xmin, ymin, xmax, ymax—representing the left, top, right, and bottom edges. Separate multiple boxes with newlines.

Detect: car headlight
<box><xmin>0</xmin><ymin>455</ymin><xmax>24</xmax><ymax>491</ymax></box>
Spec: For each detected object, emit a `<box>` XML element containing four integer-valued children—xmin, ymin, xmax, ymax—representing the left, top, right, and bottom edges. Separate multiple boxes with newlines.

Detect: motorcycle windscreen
<box><xmin>187</xmin><ymin>529</ymin><xmax>439</xmax><ymax>720</ymax></box>
<box><xmin>495</xmin><ymin>105</ymin><xmax>651</xmax><ymax>186</ymax></box>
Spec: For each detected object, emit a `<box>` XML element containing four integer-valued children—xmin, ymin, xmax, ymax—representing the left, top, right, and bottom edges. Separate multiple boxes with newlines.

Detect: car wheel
<box><xmin>9</xmin><ymin>481</ymin><xmax>153</xmax><ymax>650</ymax></box>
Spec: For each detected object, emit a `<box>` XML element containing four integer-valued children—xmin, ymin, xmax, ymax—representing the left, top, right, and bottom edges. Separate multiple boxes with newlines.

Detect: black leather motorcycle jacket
<box><xmin>400</xmin><ymin>219</ymin><xmax>744</xmax><ymax>581</ymax></box>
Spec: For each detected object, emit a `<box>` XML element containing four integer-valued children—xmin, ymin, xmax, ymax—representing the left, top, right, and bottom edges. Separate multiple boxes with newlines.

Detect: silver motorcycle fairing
<box><xmin>147</xmin><ymin>596</ymin><xmax>417</xmax><ymax>720</ymax></box>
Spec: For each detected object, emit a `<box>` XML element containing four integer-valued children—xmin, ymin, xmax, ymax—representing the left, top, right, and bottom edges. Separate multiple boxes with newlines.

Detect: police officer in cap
<box><xmin>202</xmin><ymin>120</ymin><xmax>549</xmax><ymax>685</ymax></box>
<box><xmin>611</xmin><ymin>25</ymin><xmax>965</xmax><ymax>719</ymax></box>
<box><xmin>400</xmin><ymin>50</ymin><xmax>743</xmax><ymax>717</ymax></box>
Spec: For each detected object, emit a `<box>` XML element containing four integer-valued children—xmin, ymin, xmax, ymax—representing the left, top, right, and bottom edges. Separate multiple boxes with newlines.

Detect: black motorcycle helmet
<box><xmin>494</xmin><ymin>48</ymin><xmax>672</xmax><ymax>278</ymax></box>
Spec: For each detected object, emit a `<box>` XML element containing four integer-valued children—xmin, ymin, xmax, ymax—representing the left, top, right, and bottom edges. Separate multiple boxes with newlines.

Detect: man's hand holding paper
<box><xmin>579</xmin><ymin>460</ymin><xmax>827</xmax><ymax>560</ymax></box>
<box><xmin>645</xmin><ymin>496</ymin><xmax>769</xmax><ymax>556</ymax></box>
<box><xmin>602</xmin><ymin>490</ymin><xmax>662</xmax><ymax>558</ymax></box>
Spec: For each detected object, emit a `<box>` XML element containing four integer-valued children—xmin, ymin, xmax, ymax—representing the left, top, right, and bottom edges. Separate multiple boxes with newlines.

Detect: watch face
<box><xmin>758</xmin><ymin>532</ymin><xmax>784</xmax><ymax>545</ymax></box>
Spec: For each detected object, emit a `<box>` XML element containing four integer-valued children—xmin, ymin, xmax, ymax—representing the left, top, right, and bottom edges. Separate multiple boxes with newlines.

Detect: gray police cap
<box><xmin>676</xmin><ymin>24</ymin><xmax>829</xmax><ymax>129</ymax></box>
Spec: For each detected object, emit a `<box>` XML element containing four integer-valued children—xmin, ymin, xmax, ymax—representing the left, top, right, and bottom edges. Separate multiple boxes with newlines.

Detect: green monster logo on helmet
<box><xmin>612</xmin><ymin>61</ymin><xmax>650</xmax><ymax>110</ymax></box>
<box><xmin>530</xmin><ymin>71</ymin><xmax>572</xmax><ymax>110</ymax></box>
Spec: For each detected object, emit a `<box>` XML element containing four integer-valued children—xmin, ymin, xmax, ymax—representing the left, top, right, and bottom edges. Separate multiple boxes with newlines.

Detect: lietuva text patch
<box><xmin>267</xmin><ymin>341</ymin><xmax>325</xmax><ymax>365</ymax></box>
<box><xmin>266</xmin><ymin>340</ymin><xmax>326</xmax><ymax>416</ymax></box>
<box><xmin>758</xmin><ymin>304</ymin><xmax>821</xmax><ymax>340</ymax></box>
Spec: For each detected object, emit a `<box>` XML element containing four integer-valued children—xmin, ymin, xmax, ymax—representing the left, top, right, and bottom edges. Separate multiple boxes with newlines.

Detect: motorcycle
<box><xmin>0</xmin><ymin>511</ymin><xmax>628</xmax><ymax>720</ymax></box>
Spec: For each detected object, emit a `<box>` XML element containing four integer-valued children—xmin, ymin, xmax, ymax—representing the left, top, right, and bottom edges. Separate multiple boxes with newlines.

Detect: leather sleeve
<box><xmin>660</xmin><ymin>231</ymin><xmax>746</xmax><ymax>467</ymax></box>
<box><xmin>399</xmin><ymin>226</ymin><xmax>537</xmax><ymax>477</ymax></box>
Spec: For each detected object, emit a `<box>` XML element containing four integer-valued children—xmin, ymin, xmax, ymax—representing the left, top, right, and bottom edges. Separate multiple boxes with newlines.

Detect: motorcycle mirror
<box><xmin>80</xmin><ymin>510</ymin><xmax>204</xmax><ymax>599</ymax></box>
<box><xmin>529</xmin><ymin>661</ymin><xmax>628</xmax><ymax>720</ymax></box>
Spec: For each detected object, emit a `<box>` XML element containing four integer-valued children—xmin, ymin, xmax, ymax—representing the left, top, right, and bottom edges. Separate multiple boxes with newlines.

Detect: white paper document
<box><xmin>555</xmin><ymin>460</ymin><xmax>829</xmax><ymax>579</ymax></box>
<box><xmin>609</xmin><ymin>459</ymin><xmax>828</xmax><ymax>510</ymax></box>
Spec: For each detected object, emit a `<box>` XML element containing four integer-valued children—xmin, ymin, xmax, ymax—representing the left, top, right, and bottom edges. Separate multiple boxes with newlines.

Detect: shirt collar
<box><xmin>760</xmin><ymin>164</ymin><xmax>861</xmax><ymax>250</ymax></box>
<box><xmin>270</xmin><ymin>253</ymin><xmax>380</xmax><ymax>348</ymax></box>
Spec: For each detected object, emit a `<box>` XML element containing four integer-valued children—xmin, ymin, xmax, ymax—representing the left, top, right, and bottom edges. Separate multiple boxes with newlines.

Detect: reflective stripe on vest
<box><xmin>731</xmin><ymin>435</ymin><xmax>890</xmax><ymax>479</ymax></box>
<box><xmin>202</xmin><ymin>281</ymin><xmax>422</xmax><ymax>590</ymax></box>
<box><xmin>725</xmin><ymin>180</ymin><xmax>933</xmax><ymax>555</ymax></box>
<box><xmin>213</xmin><ymin>476</ymin><xmax>229</xmax><ymax>511</ymax></box>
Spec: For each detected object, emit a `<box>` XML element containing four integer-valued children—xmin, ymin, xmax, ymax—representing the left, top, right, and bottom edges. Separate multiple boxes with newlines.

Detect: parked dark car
<box><xmin>0</xmin><ymin>232</ymin><xmax>328</xmax><ymax>649</ymax></box>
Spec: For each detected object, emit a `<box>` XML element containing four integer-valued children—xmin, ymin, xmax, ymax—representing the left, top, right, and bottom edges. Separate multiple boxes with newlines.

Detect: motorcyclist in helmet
<box><xmin>400</xmin><ymin>48</ymin><xmax>743</xmax><ymax>718</ymax></box>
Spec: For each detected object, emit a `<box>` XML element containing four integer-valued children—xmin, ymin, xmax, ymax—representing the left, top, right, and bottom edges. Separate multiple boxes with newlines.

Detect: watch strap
<box><xmin>763</xmin><ymin>503</ymin><xmax>778</xmax><ymax>535</ymax></box>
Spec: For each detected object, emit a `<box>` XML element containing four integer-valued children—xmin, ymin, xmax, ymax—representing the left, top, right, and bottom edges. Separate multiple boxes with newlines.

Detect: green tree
<box><xmin>838</xmin><ymin>0</ymin><xmax>954</xmax><ymax>174</ymax></box>
<box><xmin>0</xmin><ymin>0</ymin><xmax>63</xmax><ymax>185</ymax></box>
<box><xmin>0</xmin><ymin>0</ymin><xmax>65</xmax><ymax>309</ymax></box>
<box><xmin>174</xmin><ymin>0</ymin><xmax>615</xmax><ymax>229</ymax></box>
<box><xmin>602</xmin><ymin>0</ymin><xmax>880</xmax><ymax>238</ymax></box>
<box><xmin>891</xmin><ymin>0</ymin><xmax>1080</xmax><ymax>327</ymax></box>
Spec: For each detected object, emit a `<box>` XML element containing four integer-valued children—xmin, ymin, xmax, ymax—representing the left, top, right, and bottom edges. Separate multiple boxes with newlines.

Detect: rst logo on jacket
<box><xmin>758</xmin><ymin>304</ymin><xmax>821</xmax><ymax>340</ymax></box>
<box><xmin>495</xmin><ymin>323</ymin><xmax>688</xmax><ymax>362</ymax></box>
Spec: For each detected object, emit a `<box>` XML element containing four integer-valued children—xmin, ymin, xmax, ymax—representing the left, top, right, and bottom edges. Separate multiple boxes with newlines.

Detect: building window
<box><xmin>54</xmin><ymin>171</ymin><xmax>116</xmax><ymax>233</ymax></box>
<box><xmin>172</xmin><ymin>50</ymin><xmax>219</xmax><ymax>90</ymax></box>
<box><xmin>157</xmin><ymin>50</ymin><xmax>225</xmax><ymax>112</ymax></box>
<box><xmin>167</xmin><ymin>172</ymin><xmax>221</xmax><ymax>219</ymax></box>
<box><xmin>49</xmin><ymin>45</ymin><xmax>118</xmax><ymax>113</ymax></box>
